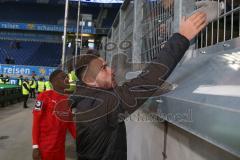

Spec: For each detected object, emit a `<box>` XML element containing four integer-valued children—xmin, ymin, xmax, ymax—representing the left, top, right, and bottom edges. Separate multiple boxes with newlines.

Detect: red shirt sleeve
<box><xmin>68</xmin><ymin>122</ymin><xmax>76</xmax><ymax>139</ymax></box>
<box><xmin>32</xmin><ymin>93</ymin><xmax>45</xmax><ymax>146</ymax></box>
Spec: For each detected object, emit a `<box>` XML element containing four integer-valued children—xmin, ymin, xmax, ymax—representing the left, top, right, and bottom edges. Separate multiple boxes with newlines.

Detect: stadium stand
<box><xmin>0</xmin><ymin>2</ymin><xmax>75</xmax><ymax>25</ymax></box>
<box><xmin>24</xmin><ymin>43</ymin><xmax>62</xmax><ymax>67</ymax></box>
<box><xmin>0</xmin><ymin>1</ymin><xmax>120</xmax><ymax>68</ymax></box>
<box><xmin>0</xmin><ymin>2</ymin><xmax>101</xmax><ymax>25</ymax></box>
<box><xmin>0</xmin><ymin>41</ymin><xmax>61</xmax><ymax>67</ymax></box>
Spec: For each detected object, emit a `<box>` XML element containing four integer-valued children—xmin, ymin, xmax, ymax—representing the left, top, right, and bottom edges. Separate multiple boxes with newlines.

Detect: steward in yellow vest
<box><xmin>18</xmin><ymin>75</ymin><xmax>23</xmax><ymax>86</ymax></box>
<box><xmin>30</xmin><ymin>77</ymin><xmax>37</xmax><ymax>98</ymax></box>
<box><xmin>22</xmin><ymin>78</ymin><xmax>30</xmax><ymax>108</ymax></box>
<box><xmin>0</xmin><ymin>74</ymin><xmax>4</xmax><ymax>84</ymax></box>
<box><xmin>45</xmin><ymin>81</ymin><xmax>52</xmax><ymax>91</ymax></box>
<box><xmin>66</xmin><ymin>70</ymin><xmax>78</xmax><ymax>93</ymax></box>
<box><xmin>37</xmin><ymin>77</ymin><xmax>45</xmax><ymax>94</ymax></box>
<box><xmin>0</xmin><ymin>75</ymin><xmax>3</xmax><ymax>84</ymax></box>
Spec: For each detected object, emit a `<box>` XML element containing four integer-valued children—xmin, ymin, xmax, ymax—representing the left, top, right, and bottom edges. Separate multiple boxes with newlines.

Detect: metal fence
<box><xmin>196</xmin><ymin>0</ymin><xmax>240</xmax><ymax>49</ymax></box>
<box><xmin>106</xmin><ymin>0</ymin><xmax>240</xmax><ymax>62</ymax></box>
<box><xmin>141</xmin><ymin>0</ymin><xmax>174</xmax><ymax>61</ymax></box>
<box><xmin>104</xmin><ymin>1</ymin><xmax>135</xmax><ymax>65</ymax></box>
<box><xmin>106</xmin><ymin>0</ymin><xmax>240</xmax><ymax>157</ymax></box>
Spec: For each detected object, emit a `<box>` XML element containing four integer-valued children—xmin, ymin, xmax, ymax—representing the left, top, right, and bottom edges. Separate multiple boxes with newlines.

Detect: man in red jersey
<box><xmin>32</xmin><ymin>69</ymin><xmax>76</xmax><ymax>160</ymax></box>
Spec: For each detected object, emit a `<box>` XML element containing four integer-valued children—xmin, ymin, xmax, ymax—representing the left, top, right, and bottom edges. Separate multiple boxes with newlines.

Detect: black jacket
<box><xmin>70</xmin><ymin>33</ymin><xmax>190</xmax><ymax>160</ymax></box>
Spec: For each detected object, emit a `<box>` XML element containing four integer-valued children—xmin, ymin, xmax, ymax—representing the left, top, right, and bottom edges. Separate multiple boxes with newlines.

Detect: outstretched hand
<box><xmin>179</xmin><ymin>12</ymin><xmax>207</xmax><ymax>41</ymax></box>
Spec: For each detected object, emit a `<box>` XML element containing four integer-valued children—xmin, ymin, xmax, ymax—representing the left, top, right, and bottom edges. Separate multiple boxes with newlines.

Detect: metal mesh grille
<box><xmin>141</xmin><ymin>0</ymin><xmax>174</xmax><ymax>61</ymax></box>
<box><xmin>120</xmin><ymin>1</ymin><xmax>134</xmax><ymax>59</ymax></box>
<box><xmin>196</xmin><ymin>0</ymin><xmax>240</xmax><ymax>49</ymax></box>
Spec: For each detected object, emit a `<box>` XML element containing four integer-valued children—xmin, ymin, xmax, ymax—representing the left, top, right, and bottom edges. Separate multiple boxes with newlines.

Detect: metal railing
<box><xmin>107</xmin><ymin>0</ymin><xmax>240</xmax><ymax>62</ymax></box>
<box><xmin>196</xmin><ymin>0</ymin><xmax>240</xmax><ymax>49</ymax></box>
<box><xmin>141</xmin><ymin>0</ymin><xmax>174</xmax><ymax>61</ymax></box>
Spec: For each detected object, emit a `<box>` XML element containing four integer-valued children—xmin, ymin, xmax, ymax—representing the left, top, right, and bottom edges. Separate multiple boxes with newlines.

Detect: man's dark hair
<box><xmin>75</xmin><ymin>54</ymin><xmax>99</xmax><ymax>82</ymax></box>
<box><xmin>66</xmin><ymin>50</ymin><xmax>100</xmax><ymax>73</ymax></box>
<box><xmin>49</xmin><ymin>69</ymin><xmax>63</xmax><ymax>83</ymax></box>
<box><xmin>85</xmin><ymin>49</ymin><xmax>100</xmax><ymax>57</ymax></box>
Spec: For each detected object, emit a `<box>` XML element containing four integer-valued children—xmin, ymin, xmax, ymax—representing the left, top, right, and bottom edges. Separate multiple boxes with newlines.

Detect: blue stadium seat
<box><xmin>0</xmin><ymin>2</ymin><xmax>101</xmax><ymax>25</ymax></box>
<box><xmin>0</xmin><ymin>40</ymin><xmax>61</xmax><ymax>67</ymax></box>
<box><xmin>0</xmin><ymin>2</ymin><xmax>75</xmax><ymax>25</ymax></box>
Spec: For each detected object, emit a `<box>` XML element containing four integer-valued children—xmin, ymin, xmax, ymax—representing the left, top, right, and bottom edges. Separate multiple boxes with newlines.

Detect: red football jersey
<box><xmin>32</xmin><ymin>90</ymin><xmax>76</xmax><ymax>153</ymax></box>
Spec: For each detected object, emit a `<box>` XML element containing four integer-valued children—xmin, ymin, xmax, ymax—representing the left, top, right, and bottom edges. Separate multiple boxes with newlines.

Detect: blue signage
<box><xmin>0</xmin><ymin>32</ymin><xmax>62</xmax><ymax>43</ymax></box>
<box><xmin>0</xmin><ymin>64</ymin><xmax>56</xmax><ymax>77</ymax></box>
<box><xmin>0</xmin><ymin>22</ymin><xmax>96</xmax><ymax>34</ymax></box>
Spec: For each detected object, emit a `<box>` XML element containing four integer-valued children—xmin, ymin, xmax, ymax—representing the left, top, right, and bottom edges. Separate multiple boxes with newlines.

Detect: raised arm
<box><xmin>116</xmin><ymin>12</ymin><xmax>207</xmax><ymax>115</ymax></box>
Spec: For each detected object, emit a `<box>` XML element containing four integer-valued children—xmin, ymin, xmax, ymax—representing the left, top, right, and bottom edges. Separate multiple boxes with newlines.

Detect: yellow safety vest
<box><xmin>30</xmin><ymin>80</ymin><xmax>37</xmax><ymax>89</ymax></box>
<box><xmin>70</xmin><ymin>71</ymin><xmax>78</xmax><ymax>81</ymax></box>
<box><xmin>0</xmin><ymin>78</ymin><xmax>3</xmax><ymax>84</ymax></box>
<box><xmin>67</xmin><ymin>71</ymin><xmax>78</xmax><ymax>92</ymax></box>
<box><xmin>45</xmin><ymin>81</ymin><xmax>52</xmax><ymax>91</ymax></box>
<box><xmin>18</xmin><ymin>79</ymin><xmax>22</xmax><ymax>86</ymax></box>
<box><xmin>22</xmin><ymin>81</ymin><xmax>30</xmax><ymax>95</ymax></box>
<box><xmin>38</xmin><ymin>81</ymin><xmax>45</xmax><ymax>93</ymax></box>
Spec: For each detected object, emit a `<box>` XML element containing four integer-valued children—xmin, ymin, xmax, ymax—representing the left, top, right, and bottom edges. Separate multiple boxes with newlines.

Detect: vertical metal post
<box><xmin>211</xmin><ymin>0</ymin><xmax>214</xmax><ymax>45</ymax></box>
<box><xmin>133</xmin><ymin>0</ymin><xmax>143</xmax><ymax>63</ymax></box>
<box><xmin>75</xmin><ymin>0</ymin><xmax>81</xmax><ymax>66</ymax></box>
<box><xmin>80</xmin><ymin>17</ymin><xmax>84</xmax><ymax>53</ymax></box>
<box><xmin>173</xmin><ymin>0</ymin><xmax>182</xmax><ymax>33</ymax></box>
<box><xmin>156</xmin><ymin>1</ymin><xmax>160</xmax><ymax>55</ymax></box>
<box><xmin>223</xmin><ymin>0</ymin><xmax>226</xmax><ymax>41</ymax></box>
<box><xmin>61</xmin><ymin>0</ymin><xmax>69</xmax><ymax>70</ymax></box>
<box><xmin>211</xmin><ymin>22</ymin><xmax>214</xmax><ymax>45</ymax></box>
<box><xmin>217</xmin><ymin>0</ymin><xmax>220</xmax><ymax>43</ymax></box>
<box><xmin>149</xmin><ymin>2</ymin><xmax>153</xmax><ymax>60</ymax></box>
<box><xmin>153</xmin><ymin>1</ymin><xmax>157</xmax><ymax>58</ymax></box>
<box><xmin>231</xmin><ymin>0</ymin><xmax>234</xmax><ymax>39</ymax></box>
<box><xmin>205</xmin><ymin>27</ymin><xmax>208</xmax><ymax>47</ymax></box>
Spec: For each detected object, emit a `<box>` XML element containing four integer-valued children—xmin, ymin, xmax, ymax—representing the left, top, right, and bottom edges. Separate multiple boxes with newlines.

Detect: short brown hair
<box><xmin>85</xmin><ymin>49</ymin><xmax>100</xmax><ymax>57</ymax></box>
<box><xmin>75</xmin><ymin>54</ymin><xmax>99</xmax><ymax>82</ymax></box>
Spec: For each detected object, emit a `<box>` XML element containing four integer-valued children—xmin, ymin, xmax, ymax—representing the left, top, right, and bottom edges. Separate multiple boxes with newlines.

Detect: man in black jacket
<box><xmin>67</xmin><ymin>12</ymin><xmax>207</xmax><ymax>160</ymax></box>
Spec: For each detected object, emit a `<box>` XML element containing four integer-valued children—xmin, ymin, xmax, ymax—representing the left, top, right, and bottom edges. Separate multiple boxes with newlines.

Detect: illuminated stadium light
<box><xmin>88</xmin><ymin>39</ymin><xmax>95</xmax><ymax>42</ymax></box>
<box><xmin>70</xmin><ymin>0</ymin><xmax>123</xmax><ymax>3</ymax></box>
<box><xmin>81</xmin><ymin>33</ymin><xmax>92</xmax><ymax>37</ymax></box>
